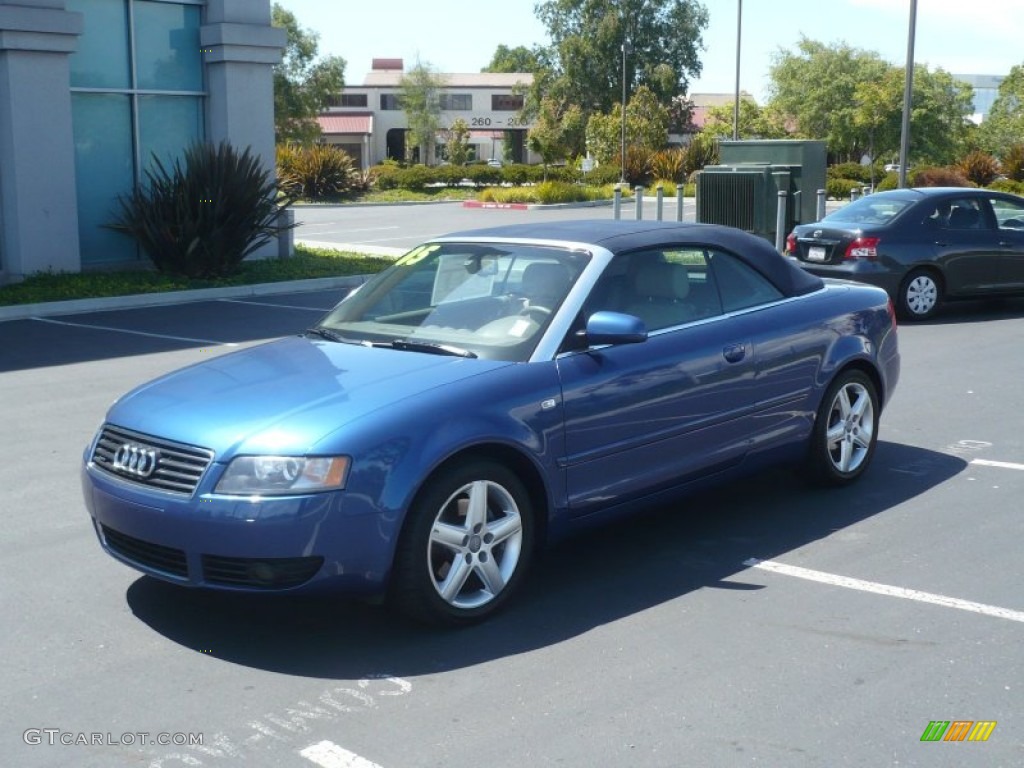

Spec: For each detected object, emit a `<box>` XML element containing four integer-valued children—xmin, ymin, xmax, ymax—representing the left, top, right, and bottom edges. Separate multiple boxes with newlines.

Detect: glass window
<box><xmin>72</xmin><ymin>94</ymin><xmax>137</xmax><ymax>264</ymax></box>
<box><xmin>381</xmin><ymin>94</ymin><xmax>402</xmax><ymax>110</ymax></box>
<box><xmin>708</xmin><ymin>251</ymin><xmax>784</xmax><ymax>312</ymax></box>
<box><xmin>492</xmin><ymin>94</ymin><xmax>524</xmax><ymax>111</ymax></box>
<box><xmin>134</xmin><ymin>1</ymin><xmax>202</xmax><ymax>91</ymax></box>
<box><xmin>439</xmin><ymin>94</ymin><xmax>472</xmax><ymax>111</ymax></box>
<box><xmin>138</xmin><ymin>95</ymin><xmax>203</xmax><ymax>171</ymax></box>
<box><xmin>334</xmin><ymin>93</ymin><xmax>368</xmax><ymax>107</ymax></box>
<box><xmin>68</xmin><ymin>0</ymin><xmax>130</xmax><ymax>88</ymax></box>
<box><xmin>992</xmin><ymin>197</ymin><xmax>1024</xmax><ymax>230</ymax></box>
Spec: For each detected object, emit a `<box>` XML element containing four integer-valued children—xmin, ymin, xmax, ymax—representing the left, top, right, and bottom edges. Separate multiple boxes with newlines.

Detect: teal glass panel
<box><xmin>68</xmin><ymin>0</ymin><xmax>130</xmax><ymax>89</ymax></box>
<box><xmin>135</xmin><ymin>1</ymin><xmax>203</xmax><ymax>91</ymax></box>
<box><xmin>72</xmin><ymin>94</ymin><xmax>137</xmax><ymax>264</ymax></box>
<box><xmin>138</xmin><ymin>95</ymin><xmax>203</xmax><ymax>173</ymax></box>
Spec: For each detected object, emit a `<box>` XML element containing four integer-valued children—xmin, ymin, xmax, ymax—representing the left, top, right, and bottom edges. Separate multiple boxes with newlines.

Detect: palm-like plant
<box><xmin>109</xmin><ymin>141</ymin><xmax>296</xmax><ymax>278</ymax></box>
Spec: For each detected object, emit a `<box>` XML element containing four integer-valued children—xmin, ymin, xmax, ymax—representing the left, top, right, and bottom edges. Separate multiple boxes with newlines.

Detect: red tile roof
<box><xmin>317</xmin><ymin>114</ymin><xmax>373</xmax><ymax>135</ymax></box>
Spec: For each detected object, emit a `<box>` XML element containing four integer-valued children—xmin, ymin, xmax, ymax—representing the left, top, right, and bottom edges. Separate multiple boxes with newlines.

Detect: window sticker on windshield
<box><xmin>399</xmin><ymin>244</ymin><xmax>440</xmax><ymax>266</ymax></box>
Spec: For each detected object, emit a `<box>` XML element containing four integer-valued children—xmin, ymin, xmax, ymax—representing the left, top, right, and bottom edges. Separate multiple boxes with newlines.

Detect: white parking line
<box><xmin>743</xmin><ymin>558</ymin><xmax>1024</xmax><ymax>623</ymax></box>
<box><xmin>971</xmin><ymin>458</ymin><xmax>1024</xmax><ymax>471</ymax></box>
<box><xmin>32</xmin><ymin>316</ymin><xmax>238</xmax><ymax>346</ymax></box>
<box><xmin>300</xmin><ymin>741</ymin><xmax>384</xmax><ymax>768</ymax></box>
<box><xmin>217</xmin><ymin>298</ymin><xmax>331</xmax><ymax>311</ymax></box>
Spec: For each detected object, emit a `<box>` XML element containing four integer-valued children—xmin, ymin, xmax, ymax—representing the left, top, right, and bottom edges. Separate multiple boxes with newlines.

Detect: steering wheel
<box><xmin>520</xmin><ymin>305</ymin><xmax>551</xmax><ymax>321</ymax></box>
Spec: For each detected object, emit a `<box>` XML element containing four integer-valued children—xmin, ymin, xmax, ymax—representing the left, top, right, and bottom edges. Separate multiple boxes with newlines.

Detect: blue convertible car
<box><xmin>83</xmin><ymin>220</ymin><xmax>900</xmax><ymax>625</ymax></box>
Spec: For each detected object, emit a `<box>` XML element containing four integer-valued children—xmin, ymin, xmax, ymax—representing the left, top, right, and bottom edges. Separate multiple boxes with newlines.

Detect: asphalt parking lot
<box><xmin>2</xmin><ymin>267</ymin><xmax>1023</xmax><ymax>767</ymax></box>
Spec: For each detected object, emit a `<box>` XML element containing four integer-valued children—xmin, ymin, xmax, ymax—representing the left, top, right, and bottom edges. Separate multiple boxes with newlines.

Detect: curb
<box><xmin>0</xmin><ymin>274</ymin><xmax>372</xmax><ymax>323</ymax></box>
<box><xmin>462</xmin><ymin>199</ymin><xmax>614</xmax><ymax>211</ymax></box>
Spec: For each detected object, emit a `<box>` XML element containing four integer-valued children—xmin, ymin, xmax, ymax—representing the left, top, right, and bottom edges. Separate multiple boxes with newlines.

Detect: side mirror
<box><xmin>585</xmin><ymin>311</ymin><xmax>647</xmax><ymax>346</ymax></box>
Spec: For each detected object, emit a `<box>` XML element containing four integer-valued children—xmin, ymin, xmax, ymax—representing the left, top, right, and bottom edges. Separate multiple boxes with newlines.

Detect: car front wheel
<box><xmin>898</xmin><ymin>268</ymin><xmax>941</xmax><ymax>320</ymax></box>
<box><xmin>805</xmin><ymin>369</ymin><xmax>879</xmax><ymax>486</ymax></box>
<box><xmin>390</xmin><ymin>461</ymin><xmax>534</xmax><ymax>626</ymax></box>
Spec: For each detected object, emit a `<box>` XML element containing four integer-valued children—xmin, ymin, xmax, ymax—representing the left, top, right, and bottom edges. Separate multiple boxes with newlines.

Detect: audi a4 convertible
<box><xmin>83</xmin><ymin>220</ymin><xmax>900</xmax><ymax>625</ymax></box>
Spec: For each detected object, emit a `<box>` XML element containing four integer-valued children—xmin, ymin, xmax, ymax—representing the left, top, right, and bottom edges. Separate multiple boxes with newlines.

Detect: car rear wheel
<box><xmin>390</xmin><ymin>461</ymin><xmax>534</xmax><ymax>626</ymax></box>
<box><xmin>898</xmin><ymin>268</ymin><xmax>941</xmax><ymax>320</ymax></box>
<box><xmin>805</xmin><ymin>369</ymin><xmax>879</xmax><ymax>486</ymax></box>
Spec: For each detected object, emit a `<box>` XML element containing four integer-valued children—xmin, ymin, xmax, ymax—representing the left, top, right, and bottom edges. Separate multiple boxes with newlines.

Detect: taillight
<box><xmin>785</xmin><ymin>232</ymin><xmax>797</xmax><ymax>254</ymax></box>
<box><xmin>844</xmin><ymin>237</ymin><xmax>880</xmax><ymax>261</ymax></box>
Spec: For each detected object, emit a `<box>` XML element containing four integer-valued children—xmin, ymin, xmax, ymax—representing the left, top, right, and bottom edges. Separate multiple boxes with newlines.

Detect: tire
<box><xmin>805</xmin><ymin>369</ymin><xmax>879</xmax><ymax>487</ymax></box>
<box><xmin>897</xmin><ymin>268</ymin><xmax>942</xmax><ymax>320</ymax></box>
<box><xmin>390</xmin><ymin>461</ymin><xmax>534</xmax><ymax>626</ymax></box>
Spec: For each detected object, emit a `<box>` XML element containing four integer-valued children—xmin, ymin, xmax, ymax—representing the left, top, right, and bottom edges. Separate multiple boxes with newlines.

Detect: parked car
<box><xmin>786</xmin><ymin>187</ymin><xmax>1024</xmax><ymax>320</ymax></box>
<box><xmin>83</xmin><ymin>221</ymin><xmax>900</xmax><ymax>626</ymax></box>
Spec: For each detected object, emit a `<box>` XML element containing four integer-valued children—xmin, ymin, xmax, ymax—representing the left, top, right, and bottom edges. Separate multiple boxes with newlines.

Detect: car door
<box><xmin>991</xmin><ymin>196</ymin><xmax>1024</xmax><ymax>289</ymax></box>
<box><xmin>555</xmin><ymin>248</ymin><xmax>756</xmax><ymax>518</ymax></box>
<box><xmin>934</xmin><ymin>197</ymin><xmax>1004</xmax><ymax>293</ymax></box>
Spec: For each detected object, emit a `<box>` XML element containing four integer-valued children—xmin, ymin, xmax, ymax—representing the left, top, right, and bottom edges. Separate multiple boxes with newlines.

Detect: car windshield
<box><xmin>822</xmin><ymin>196</ymin><xmax>915</xmax><ymax>226</ymax></box>
<box><xmin>317</xmin><ymin>241</ymin><xmax>589</xmax><ymax>362</ymax></box>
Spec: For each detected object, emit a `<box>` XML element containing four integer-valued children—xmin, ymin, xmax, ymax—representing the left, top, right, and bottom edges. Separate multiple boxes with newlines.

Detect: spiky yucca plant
<box><xmin>109</xmin><ymin>141</ymin><xmax>295</xmax><ymax>278</ymax></box>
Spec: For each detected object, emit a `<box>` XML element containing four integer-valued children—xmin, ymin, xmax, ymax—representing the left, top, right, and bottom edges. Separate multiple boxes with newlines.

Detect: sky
<box><xmin>274</xmin><ymin>0</ymin><xmax>1024</xmax><ymax>102</ymax></box>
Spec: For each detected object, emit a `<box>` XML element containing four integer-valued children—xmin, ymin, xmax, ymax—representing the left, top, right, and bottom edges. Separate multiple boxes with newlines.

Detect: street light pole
<box><xmin>620</xmin><ymin>40</ymin><xmax>628</xmax><ymax>184</ymax></box>
<box><xmin>898</xmin><ymin>0</ymin><xmax>917</xmax><ymax>188</ymax></box>
<box><xmin>733</xmin><ymin>0</ymin><xmax>742</xmax><ymax>141</ymax></box>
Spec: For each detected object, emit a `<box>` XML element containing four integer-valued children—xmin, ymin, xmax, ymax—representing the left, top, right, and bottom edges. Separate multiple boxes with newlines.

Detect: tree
<box><xmin>444</xmin><ymin>118</ymin><xmax>472</xmax><ymax>166</ymax></box>
<box><xmin>271</xmin><ymin>3</ymin><xmax>345</xmax><ymax>144</ymax></box>
<box><xmin>767</xmin><ymin>37</ymin><xmax>972</xmax><ymax>165</ymax></box>
<box><xmin>482</xmin><ymin>44</ymin><xmax>546</xmax><ymax>73</ymax></box>
<box><xmin>585</xmin><ymin>85</ymin><xmax>670</xmax><ymax>164</ymax></box>
<box><xmin>978</xmin><ymin>64</ymin><xmax>1024</xmax><ymax>160</ymax></box>
<box><xmin>527</xmin><ymin>98</ymin><xmax>586</xmax><ymax>177</ymax></box>
<box><xmin>767</xmin><ymin>37</ymin><xmax>889</xmax><ymax>161</ymax></box>
<box><xmin>702</xmin><ymin>95</ymin><xmax>788</xmax><ymax>140</ymax></box>
<box><xmin>400</xmin><ymin>60</ymin><xmax>445</xmax><ymax>165</ymax></box>
<box><xmin>534</xmin><ymin>0</ymin><xmax>709</xmax><ymax>113</ymax></box>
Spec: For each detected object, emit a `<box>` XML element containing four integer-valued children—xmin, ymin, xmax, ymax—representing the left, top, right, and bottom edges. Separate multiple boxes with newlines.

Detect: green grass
<box><xmin>0</xmin><ymin>244</ymin><xmax>393</xmax><ymax>307</ymax></box>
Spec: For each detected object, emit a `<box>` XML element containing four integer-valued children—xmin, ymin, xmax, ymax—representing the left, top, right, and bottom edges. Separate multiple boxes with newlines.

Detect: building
<box><xmin>0</xmin><ymin>0</ymin><xmax>284</xmax><ymax>283</ymax></box>
<box><xmin>953</xmin><ymin>74</ymin><xmax>1004</xmax><ymax>124</ymax></box>
<box><xmin>317</xmin><ymin>59</ymin><xmax>537</xmax><ymax>168</ymax></box>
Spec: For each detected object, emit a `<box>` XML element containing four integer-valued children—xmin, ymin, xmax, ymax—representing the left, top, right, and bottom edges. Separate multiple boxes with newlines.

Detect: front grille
<box><xmin>101</xmin><ymin>525</ymin><xmax>188</xmax><ymax>579</ymax></box>
<box><xmin>91</xmin><ymin>424</ymin><xmax>214</xmax><ymax>496</ymax></box>
<box><xmin>201</xmin><ymin>554</ymin><xmax>323</xmax><ymax>589</ymax></box>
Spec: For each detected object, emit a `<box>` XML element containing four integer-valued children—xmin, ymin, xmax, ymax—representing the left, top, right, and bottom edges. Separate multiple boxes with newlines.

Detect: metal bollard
<box><xmin>775</xmin><ymin>191</ymin><xmax>787</xmax><ymax>254</ymax></box>
<box><xmin>612</xmin><ymin>185</ymin><xmax>622</xmax><ymax>220</ymax></box>
<box><xmin>655</xmin><ymin>184</ymin><xmax>664</xmax><ymax>221</ymax></box>
<box><xmin>816</xmin><ymin>189</ymin><xmax>826</xmax><ymax>221</ymax></box>
<box><xmin>635</xmin><ymin>186</ymin><xmax>644</xmax><ymax>220</ymax></box>
<box><xmin>277</xmin><ymin>208</ymin><xmax>295</xmax><ymax>259</ymax></box>
<box><xmin>676</xmin><ymin>186</ymin><xmax>684</xmax><ymax>221</ymax></box>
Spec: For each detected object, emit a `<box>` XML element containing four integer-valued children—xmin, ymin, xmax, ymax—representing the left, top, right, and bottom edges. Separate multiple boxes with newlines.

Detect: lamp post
<box><xmin>620</xmin><ymin>40</ymin><xmax>629</xmax><ymax>184</ymax></box>
<box><xmin>897</xmin><ymin>0</ymin><xmax>917</xmax><ymax>188</ymax></box>
<box><xmin>733</xmin><ymin>0</ymin><xmax>742</xmax><ymax>141</ymax></box>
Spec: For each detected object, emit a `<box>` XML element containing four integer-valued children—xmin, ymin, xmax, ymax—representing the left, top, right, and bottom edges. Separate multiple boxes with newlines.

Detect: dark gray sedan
<box><xmin>786</xmin><ymin>187</ymin><xmax>1024</xmax><ymax>319</ymax></box>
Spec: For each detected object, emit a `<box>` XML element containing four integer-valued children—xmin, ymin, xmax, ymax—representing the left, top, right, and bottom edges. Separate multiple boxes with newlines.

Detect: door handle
<box><xmin>723</xmin><ymin>343</ymin><xmax>746</xmax><ymax>363</ymax></box>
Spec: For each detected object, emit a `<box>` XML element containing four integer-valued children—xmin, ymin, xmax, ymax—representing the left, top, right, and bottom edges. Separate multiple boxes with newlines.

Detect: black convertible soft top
<box><xmin>442</xmin><ymin>219</ymin><xmax>825</xmax><ymax>298</ymax></box>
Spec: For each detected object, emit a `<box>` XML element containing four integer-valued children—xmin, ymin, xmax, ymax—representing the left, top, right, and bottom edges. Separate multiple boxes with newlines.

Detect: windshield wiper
<box><xmin>391</xmin><ymin>339</ymin><xmax>477</xmax><ymax>358</ymax></box>
<box><xmin>304</xmin><ymin>326</ymin><xmax>347</xmax><ymax>343</ymax></box>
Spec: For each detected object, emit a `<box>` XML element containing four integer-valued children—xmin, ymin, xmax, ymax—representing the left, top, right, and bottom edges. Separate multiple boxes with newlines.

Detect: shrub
<box><xmin>683</xmin><ymin>134</ymin><xmax>719</xmax><ymax>177</ymax></box>
<box><xmin>910</xmin><ymin>166</ymin><xmax>972</xmax><ymax>187</ymax></box>
<box><xmin>956</xmin><ymin>151</ymin><xmax>1001</xmax><ymax>187</ymax></box>
<box><xmin>651</xmin><ymin>149</ymin><xmax>686</xmax><ymax>183</ymax></box>
<box><xmin>649</xmin><ymin>179</ymin><xmax>678</xmax><ymax>197</ymax></box>
<box><xmin>623</xmin><ymin>146</ymin><xmax>654</xmax><ymax>186</ymax></box>
<box><xmin>583</xmin><ymin>164</ymin><xmax>623</xmax><ymax>186</ymax></box>
<box><xmin>108</xmin><ymin>140</ymin><xmax>295</xmax><ymax>279</ymax></box>
<box><xmin>827</xmin><ymin>178</ymin><xmax>864</xmax><ymax>200</ymax></box>
<box><xmin>1001</xmin><ymin>144</ymin><xmax>1024</xmax><ymax>182</ymax></box>
<box><xmin>276</xmin><ymin>143</ymin><xmax>362</xmax><ymax>200</ymax></box>
<box><xmin>828</xmin><ymin>162</ymin><xmax>872</xmax><ymax>184</ymax></box>
<box><xmin>989</xmin><ymin>178</ymin><xmax>1024</xmax><ymax>195</ymax></box>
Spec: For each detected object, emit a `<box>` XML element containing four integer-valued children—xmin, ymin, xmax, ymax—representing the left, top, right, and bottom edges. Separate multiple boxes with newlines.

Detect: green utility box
<box><xmin>696</xmin><ymin>140</ymin><xmax>827</xmax><ymax>242</ymax></box>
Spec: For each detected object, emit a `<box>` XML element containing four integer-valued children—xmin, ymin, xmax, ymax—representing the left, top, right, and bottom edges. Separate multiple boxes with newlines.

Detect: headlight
<box><xmin>215</xmin><ymin>456</ymin><xmax>349</xmax><ymax>495</ymax></box>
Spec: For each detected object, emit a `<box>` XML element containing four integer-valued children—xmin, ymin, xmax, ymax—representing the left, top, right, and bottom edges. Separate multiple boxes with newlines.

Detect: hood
<box><xmin>105</xmin><ymin>336</ymin><xmax>508</xmax><ymax>458</ymax></box>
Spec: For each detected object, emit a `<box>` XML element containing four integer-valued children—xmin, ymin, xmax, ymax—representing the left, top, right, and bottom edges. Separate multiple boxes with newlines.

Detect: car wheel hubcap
<box><xmin>427</xmin><ymin>479</ymin><xmax>523</xmax><ymax>610</ymax></box>
<box><xmin>824</xmin><ymin>382</ymin><xmax>874</xmax><ymax>474</ymax></box>
<box><xmin>905</xmin><ymin>276</ymin><xmax>937</xmax><ymax>315</ymax></box>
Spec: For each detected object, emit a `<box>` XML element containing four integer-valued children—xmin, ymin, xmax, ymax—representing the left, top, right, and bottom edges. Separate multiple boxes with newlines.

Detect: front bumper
<box><xmin>82</xmin><ymin>462</ymin><xmax>393</xmax><ymax>595</ymax></box>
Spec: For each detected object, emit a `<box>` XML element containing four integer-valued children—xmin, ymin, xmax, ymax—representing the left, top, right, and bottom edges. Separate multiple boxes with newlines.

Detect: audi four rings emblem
<box><xmin>113</xmin><ymin>443</ymin><xmax>159</xmax><ymax>477</ymax></box>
